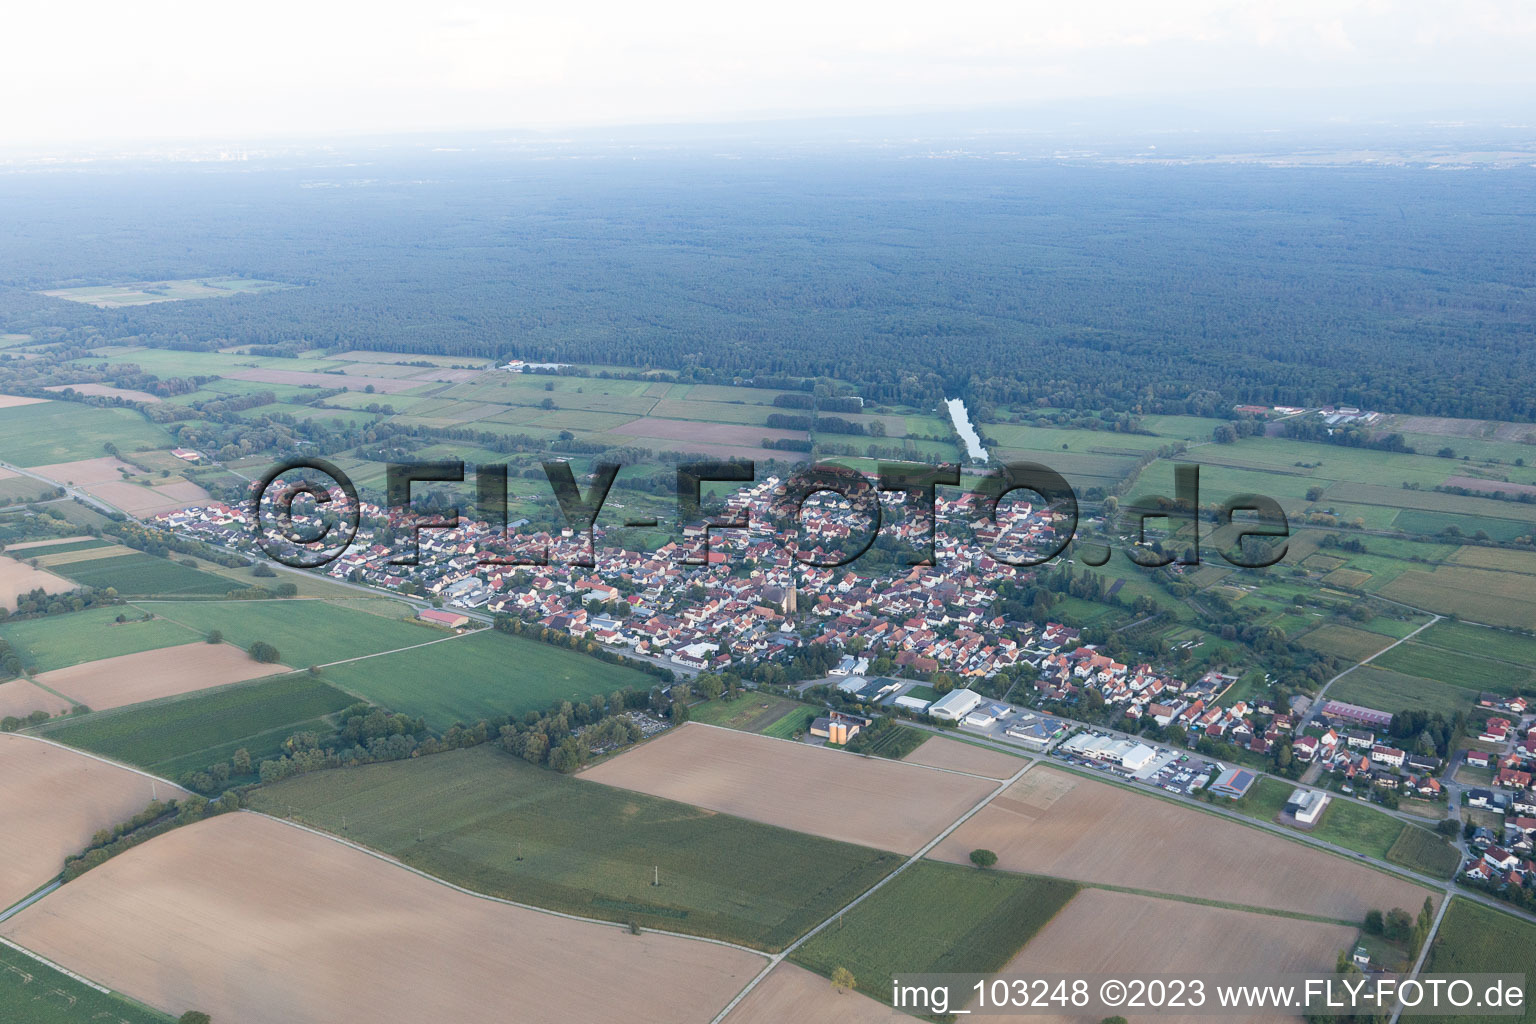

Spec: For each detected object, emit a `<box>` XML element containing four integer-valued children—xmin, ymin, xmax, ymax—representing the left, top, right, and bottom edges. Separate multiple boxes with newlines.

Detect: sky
<box><xmin>4</xmin><ymin>0</ymin><xmax>1536</xmax><ymax>147</ymax></box>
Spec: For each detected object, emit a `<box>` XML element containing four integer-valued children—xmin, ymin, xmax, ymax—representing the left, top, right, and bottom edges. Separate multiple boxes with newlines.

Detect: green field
<box><xmin>0</xmin><ymin>606</ymin><xmax>199</xmax><ymax>672</ymax></box>
<box><xmin>1246</xmin><ymin>778</ymin><xmax>1449</xmax><ymax>870</ymax></box>
<box><xmin>41</xmin><ymin>673</ymin><xmax>354</xmax><ymax>779</ymax></box>
<box><xmin>0</xmin><ymin>402</ymin><xmax>174</xmax><ymax>466</ymax></box>
<box><xmin>247</xmin><ymin>746</ymin><xmax>898</xmax><ymax>950</ymax></box>
<box><xmin>1422</xmin><ymin>899</ymin><xmax>1536</xmax><ymax>1024</ymax></box>
<box><xmin>1330</xmin><ymin>664</ymin><xmax>1473</xmax><ymax>717</ymax></box>
<box><xmin>762</xmin><ymin>705</ymin><xmax>820</xmax><ymax>739</ymax></box>
<box><xmin>318</xmin><ymin>628</ymin><xmax>656</xmax><ymax>726</ymax></box>
<box><xmin>0</xmin><ymin>477</ymin><xmax>57</xmax><ymax>504</ymax></box>
<box><xmin>0</xmin><ymin>945</ymin><xmax>171</xmax><ymax>1024</ymax></box>
<box><xmin>53</xmin><ymin>553</ymin><xmax>246</xmax><ymax>597</ymax></box>
<box><xmin>1386</xmin><ymin>826</ymin><xmax>1463</xmax><ymax>879</ymax></box>
<box><xmin>690</xmin><ymin>696</ymin><xmax>816</xmax><ymax>734</ymax></box>
<box><xmin>1374</xmin><ymin>642</ymin><xmax>1536</xmax><ymax>694</ymax></box>
<box><xmin>792</xmin><ymin>859</ymin><xmax>1078</xmax><ymax>1004</ymax></box>
<box><xmin>1298</xmin><ymin>624</ymin><xmax>1396</xmax><ymax>662</ymax></box>
<box><xmin>1416</xmin><ymin>620</ymin><xmax>1536</xmax><ymax>670</ymax></box>
<box><xmin>135</xmin><ymin>598</ymin><xmax>439</xmax><ymax>668</ymax></box>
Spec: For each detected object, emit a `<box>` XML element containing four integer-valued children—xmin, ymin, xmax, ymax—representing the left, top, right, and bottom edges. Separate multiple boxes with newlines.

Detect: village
<box><xmin>153</xmin><ymin>467</ymin><xmax>1536</xmax><ymax>913</ymax></box>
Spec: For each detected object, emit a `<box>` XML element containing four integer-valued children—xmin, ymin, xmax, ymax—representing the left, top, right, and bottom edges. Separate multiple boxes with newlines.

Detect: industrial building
<box><xmin>928</xmin><ymin>688</ymin><xmax>983</xmax><ymax>722</ymax></box>
<box><xmin>1060</xmin><ymin>733</ymin><xmax>1156</xmax><ymax>771</ymax></box>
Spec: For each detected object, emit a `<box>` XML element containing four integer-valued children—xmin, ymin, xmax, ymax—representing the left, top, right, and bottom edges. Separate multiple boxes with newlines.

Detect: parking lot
<box><xmin>1049</xmin><ymin>731</ymin><xmax>1218</xmax><ymax>797</ymax></box>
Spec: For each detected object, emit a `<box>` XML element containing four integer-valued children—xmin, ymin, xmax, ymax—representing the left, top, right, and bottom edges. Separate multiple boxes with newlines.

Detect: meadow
<box><xmin>1243</xmin><ymin>778</ymin><xmax>1455</xmax><ymax>872</ymax></box>
<box><xmin>40</xmin><ymin>674</ymin><xmax>355</xmax><ymax>779</ymax></box>
<box><xmin>134</xmin><ymin>597</ymin><xmax>440</xmax><ymax>668</ymax></box>
<box><xmin>0</xmin><ymin>403</ymin><xmax>174</xmax><ymax>467</ymax></box>
<box><xmin>0</xmin><ymin>606</ymin><xmax>199</xmax><ymax>672</ymax></box>
<box><xmin>791</xmin><ymin>860</ymin><xmax>1078</xmax><ymax>1003</ymax></box>
<box><xmin>247</xmin><ymin>745</ymin><xmax>899</xmax><ymax>950</ymax></box>
<box><xmin>317</xmin><ymin>628</ymin><xmax>656</xmax><ymax>726</ymax></box>
<box><xmin>53</xmin><ymin>553</ymin><xmax>245</xmax><ymax>597</ymax></box>
<box><xmin>1374</xmin><ymin>642</ymin><xmax>1536</xmax><ymax>694</ymax></box>
<box><xmin>1296</xmin><ymin>624</ymin><xmax>1396</xmax><ymax>663</ymax></box>
<box><xmin>1330</xmin><ymin>664</ymin><xmax>1474</xmax><ymax>717</ymax></box>
<box><xmin>1415</xmin><ymin>619</ymin><xmax>1536</xmax><ymax>670</ymax></box>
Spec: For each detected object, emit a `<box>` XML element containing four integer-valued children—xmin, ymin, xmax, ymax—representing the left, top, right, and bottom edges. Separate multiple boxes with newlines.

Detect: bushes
<box><xmin>248</xmin><ymin>640</ymin><xmax>282</xmax><ymax>663</ymax></box>
<box><xmin>61</xmin><ymin>792</ymin><xmax>241</xmax><ymax>881</ymax></box>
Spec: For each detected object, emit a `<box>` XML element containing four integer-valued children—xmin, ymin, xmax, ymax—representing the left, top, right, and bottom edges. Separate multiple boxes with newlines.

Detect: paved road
<box><xmin>0</xmin><ymin>882</ymin><xmax>59</xmax><ymax>925</ymax></box>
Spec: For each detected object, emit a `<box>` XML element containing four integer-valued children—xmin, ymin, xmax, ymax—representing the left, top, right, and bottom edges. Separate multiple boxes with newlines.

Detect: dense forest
<box><xmin>1</xmin><ymin>153</ymin><xmax>1533</xmax><ymax>418</ymax></box>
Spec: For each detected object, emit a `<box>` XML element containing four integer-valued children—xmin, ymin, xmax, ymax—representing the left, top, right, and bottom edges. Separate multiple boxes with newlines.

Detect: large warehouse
<box><xmin>928</xmin><ymin>688</ymin><xmax>983</xmax><ymax>722</ymax></box>
<box><xmin>1060</xmin><ymin>733</ymin><xmax>1157</xmax><ymax>771</ymax></box>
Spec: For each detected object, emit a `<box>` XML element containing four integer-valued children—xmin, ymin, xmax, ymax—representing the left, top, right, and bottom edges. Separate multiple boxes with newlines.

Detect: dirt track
<box><xmin>1</xmin><ymin>813</ymin><xmax>763</xmax><ymax>1024</ymax></box>
<box><xmin>581</xmin><ymin>723</ymin><xmax>999</xmax><ymax>855</ymax></box>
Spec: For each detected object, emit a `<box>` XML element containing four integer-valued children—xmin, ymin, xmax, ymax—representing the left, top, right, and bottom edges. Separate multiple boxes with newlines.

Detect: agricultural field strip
<box><xmin>709</xmin><ymin>755</ymin><xmax>1039</xmax><ymax>1024</ymax></box>
<box><xmin>259</xmin><ymin>812</ymin><xmax>771</xmax><ymax>958</ymax></box>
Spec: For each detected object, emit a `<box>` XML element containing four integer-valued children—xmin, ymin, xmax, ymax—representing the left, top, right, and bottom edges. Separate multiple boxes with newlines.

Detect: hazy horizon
<box><xmin>6</xmin><ymin>0</ymin><xmax>1536</xmax><ymax>151</ymax></box>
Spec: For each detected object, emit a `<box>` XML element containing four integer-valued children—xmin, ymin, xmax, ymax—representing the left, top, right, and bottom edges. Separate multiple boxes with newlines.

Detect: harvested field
<box><xmin>930</xmin><ymin>766</ymin><xmax>1433</xmax><ymax>919</ymax></box>
<box><xmin>224</xmin><ymin>367</ymin><xmax>421</xmax><ymax>393</ymax></box>
<box><xmin>0</xmin><ymin>559</ymin><xmax>72</xmax><ymax>608</ymax></box>
<box><xmin>997</xmin><ymin>888</ymin><xmax>1356</xmax><ymax>1024</ymax></box>
<box><xmin>44</xmin><ymin>382</ymin><xmax>161</xmax><ymax>403</ymax></box>
<box><xmin>33</xmin><ymin>643</ymin><xmax>285</xmax><ymax>711</ymax></box>
<box><xmin>901</xmin><ymin>736</ymin><xmax>1025</xmax><ymax>780</ymax></box>
<box><xmin>1</xmin><ymin>813</ymin><xmax>764</xmax><ymax>1024</ymax></box>
<box><xmin>27</xmin><ymin>457</ymin><xmax>212</xmax><ymax>516</ymax></box>
<box><xmin>0</xmin><ymin>394</ymin><xmax>48</xmax><ymax>409</ymax></box>
<box><xmin>0</xmin><ymin>678</ymin><xmax>73</xmax><ymax>720</ymax></box>
<box><xmin>29</xmin><ymin>456</ymin><xmax>145</xmax><ymax>486</ymax></box>
<box><xmin>79</xmin><ymin>479</ymin><xmax>208</xmax><ymax>517</ymax></box>
<box><xmin>726</xmin><ymin>963</ymin><xmax>907</xmax><ymax>1024</ymax></box>
<box><xmin>581</xmin><ymin>723</ymin><xmax>998</xmax><ymax>855</ymax></box>
<box><xmin>615</xmin><ymin>416</ymin><xmax>807</xmax><ymax>446</ymax></box>
<box><xmin>0</xmin><ymin>733</ymin><xmax>179</xmax><ymax>908</ymax></box>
